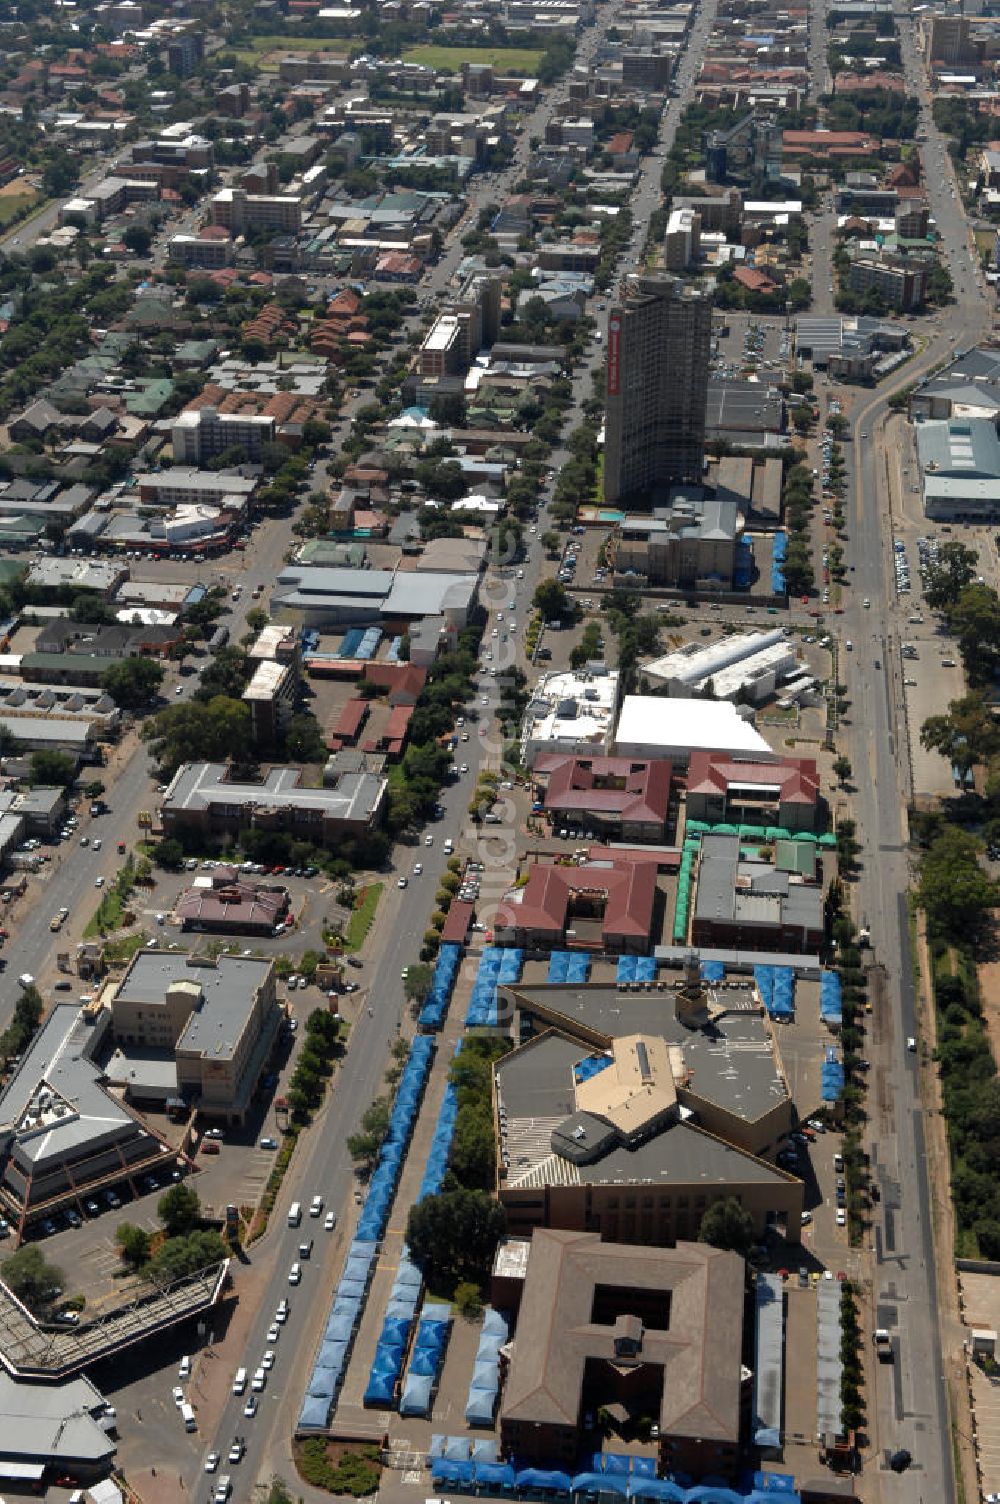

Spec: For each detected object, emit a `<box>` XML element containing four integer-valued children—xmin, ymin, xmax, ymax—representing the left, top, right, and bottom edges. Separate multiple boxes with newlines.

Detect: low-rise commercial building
<box><xmin>916</xmin><ymin>415</ymin><xmax>1000</xmax><ymax>519</ymax></box>
<box><xmin>520</xmin><ymin>667</ymin><xmax>619</xmax><ymax>768</ymax></box>
<box><xmin>533</xmin><ymin>754</ymin><xmax>672</xmax><ymax>841</ymax></box>
<box><xmin>686</xmin><ymin>751</ymin><xmax>820</xmax><ymax>831</ymax></box>
<box><xmin>639</xmin><ymin>630</ymin><xmax>799</xmax><ymax>703</ymax></box>
<box><xmin>161</xmin><ymin>761</ymin><xmax>387</xmax><ymax>844</ymax></box>
<box><xmin>495</xmin><ymin>850</ymin><xmax>660</xmax><ymax>954</ymax></box>
<box><xmin>500</xmin><ymin>1230</ymin><xmax>744</xmax><ymax>1477</ymax></box>
<box><xmin>110</xmin><ymin>951</ymin><xmax>280</xmax><ymax>1122</ymax></box>
<box><xmin>175</xmin><ymin>872</ymin><xmax>289</xmax><ymax>935</ymax></box>
<box><xmin>612</xmin><ymin>496</ymin><xmax>741</xmax><ymax>591</ymax></box>
<box><xmin>615</xmin><ymin>695</ymin><xmax>776</xmax><ymax>765</ymax></box>
<box><xmin>0</xmin><ymin>1003</ymin><xmax>176</xmax><ymax>1229</ymax></box>
<box><xmin>495</xmin><ymin>963</ymin><xmax>802</xmax><ymax>1246</ymax></box>
<box><xmin>692</xmin><ymin>833</ymin><xmax>824</xmax><ymax>953</ymax></box>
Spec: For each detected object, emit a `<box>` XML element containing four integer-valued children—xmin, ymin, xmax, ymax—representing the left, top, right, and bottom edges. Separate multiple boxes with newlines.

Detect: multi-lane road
<box><xmin>830</xmin><ymin>9</ymin><xmax>990</xmax><ymax>1501</ymax></box>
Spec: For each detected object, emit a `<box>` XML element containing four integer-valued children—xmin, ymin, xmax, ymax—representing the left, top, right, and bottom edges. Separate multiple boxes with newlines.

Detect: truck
<box><xmin>49</xmin><ymin>915</ymin><xmax>64</xmax><ymax>932</ymax></box>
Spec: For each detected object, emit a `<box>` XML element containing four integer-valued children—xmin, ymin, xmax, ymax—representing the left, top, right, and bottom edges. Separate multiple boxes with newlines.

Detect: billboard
<box><xmin>608</xmin><ymin>313</ymin><xmax>621</xmax><ymax>396</ymax></box>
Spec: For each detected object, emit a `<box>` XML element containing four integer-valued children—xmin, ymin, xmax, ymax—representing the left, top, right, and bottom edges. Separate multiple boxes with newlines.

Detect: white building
<box><xmin>614</xmin><ymin>695</ymin><xmax>777</xmax><ymax>765</ymax></box>
<box><xmin>639</xmin><ymin>629</ymin><xmax>799</xmax><ymax>704</ymax></box>
<box><xmin>520</xmin><ymin>667</ymin><xmax>619</xmax><ymax>768</ymax></box>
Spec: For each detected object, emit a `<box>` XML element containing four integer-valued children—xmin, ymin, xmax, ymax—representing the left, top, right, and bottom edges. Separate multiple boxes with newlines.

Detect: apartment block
<box><xmin>171</xmin><ymin>406</ymin><xmax>275</xmax><ymax>465</ymax></box>
<box><xmin>848</xmin><ymin>254</ymin><xmax>928</xmax><ymax>312</ymax></box>
<box><xmin>211</xmin><ymin>187</ymin><xmax>302</xmax><ymax>236</ymax></box>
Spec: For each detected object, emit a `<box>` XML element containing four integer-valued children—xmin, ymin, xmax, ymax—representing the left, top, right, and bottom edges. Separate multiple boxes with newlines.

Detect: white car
<box><xmin>836</xmin><ymin>1208</ymin><xmax>847</xmax><ymax>1227</ymax></box>
<box><xmin>266</xmin><ymin>1324</ymin><xmax>279</xmax><ymax>1343</ymax></box>
<box><xmin>325</xmin><ymin>1210</ymin><xmax>336</xmax><ymax>1230</ymax></box>
<box><xmin>95</xmin><ymin>876</ymin><xmax>105</xmax><ymax>888</ymax></box>
<box><xmin>243</xmin><ymin>1395</ymin><xmax>257</xmax><ymax>1418</ymax></box>
<box><xmin>413</xmin><ymin>862</ymin><xmax>422</xmax><ymax>876</ymax></box>
<box><xmin>261</xmin><ymin>1349</ymin><xmax>275</xmax><ymax>1370</ymax></box>
<box><xmin>172</xmin><ymin>1387</ymin><xmax>185</xmax><ymax>1407</ymax></box>
<box><xmin>398</xmin><ymin>876</ymin><xmax>408</xmax><ymax>889</ymax></box>
<box><xmin>205</xmin><ymin>1452</ymin><xmax>220</xmax><ymax>1474</ymax></box>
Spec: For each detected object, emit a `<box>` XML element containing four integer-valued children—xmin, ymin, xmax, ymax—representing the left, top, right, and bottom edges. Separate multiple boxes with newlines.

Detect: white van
<box><xmin>232</xmin><ymin>1367</ymin><xmax>247</xmax><ymax>1396</ymax></box>
<box><xmin>178</xmin><ymin>1354</ymin><xmax>192</xmax><ymax>1380</ymax></box>
<box><xmin>214</xmin><ymin>1476</ymin><xmax>232</xmax><ymax>1503</ymax></box>
<box><xmin>287</xmin><ymin>1202</ymin><xmax>301</xmax><ymax>1227</ymax></box>
<box><xmin>180</xmin><ymin>1401</ymin><xmax>196</xmax><ymax>1431</ymax></box>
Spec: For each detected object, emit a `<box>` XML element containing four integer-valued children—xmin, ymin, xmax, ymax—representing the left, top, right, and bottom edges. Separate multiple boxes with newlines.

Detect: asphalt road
<box><xmin>194</xmin><ymin>3</ymin><xmax>731</xmax><ymax>1492</ymax></box>
<box><xmin>830</xmin><ymin>8</ymin><xmax>990</xmax><ymax>1497</ymax></box>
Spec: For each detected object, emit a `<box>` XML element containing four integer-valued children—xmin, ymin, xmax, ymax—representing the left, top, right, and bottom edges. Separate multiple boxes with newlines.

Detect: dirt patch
<box><xmin>978</xmin><ymin>934</ymin><xmax>1000</xmax><ymax>1064</ymax></box>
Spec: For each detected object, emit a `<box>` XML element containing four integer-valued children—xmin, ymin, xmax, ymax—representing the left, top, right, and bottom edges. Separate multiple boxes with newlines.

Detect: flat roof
<box><xmin>615</xmin><ymin>695</ymin><xmax>777</xmax><ymax>761</ymax></box>
<box><xmin>504</xmin><ymin>982</ymin><xmax>789</xmax><ymax>1124</ymax></box>
<box><xmin>114</xmin><ymin>952</ymin><xmax>272</xmax><ymax>1062</ymax></box>
<box><xmin>163</xmin><ymin>761</ymin><xmax>386</xmax><ymax>825</ymax></box>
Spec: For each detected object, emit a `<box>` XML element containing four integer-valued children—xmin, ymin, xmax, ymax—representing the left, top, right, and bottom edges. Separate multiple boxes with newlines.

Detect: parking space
<box><xmin>959</xmin><ymin>1270</ymin><xmax>1000</xmax><ymax>1499</ymax></box>
<box><xmin>711</xmin><ymin>312</ymin><xmax>792</xmax><ymax>378</ymax></box>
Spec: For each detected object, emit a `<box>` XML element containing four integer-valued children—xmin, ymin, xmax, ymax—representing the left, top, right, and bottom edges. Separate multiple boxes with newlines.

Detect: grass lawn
<box><xmin>344</xmin><ymin>881</ymin><xmax>383</xmax><ymax>951</ymax></box>
<box><xmin>402</xmin><ymin>44</ymin><xmax>544</xmax><ymax>74</ymax></box>
<box><xmin>84</xmin><ymin>889</ymin><xmax>127</xmax><ymax>938</ymax></box>
<box><xmin>248</xmin><ymin>33</ymin><xmax>348</xmax><ymax>50</ymax></box>
<box><xmin>0</xmin><ymin>190</ymin><xmax>40</xmax><ymax>227</ymax></box>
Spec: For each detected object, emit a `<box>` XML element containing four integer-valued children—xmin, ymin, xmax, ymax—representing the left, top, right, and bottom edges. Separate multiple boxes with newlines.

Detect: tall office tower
<box><xmin>603</xmin><ymin>274</ymin><xmax>712</xmax><ymax>506</ymax></box>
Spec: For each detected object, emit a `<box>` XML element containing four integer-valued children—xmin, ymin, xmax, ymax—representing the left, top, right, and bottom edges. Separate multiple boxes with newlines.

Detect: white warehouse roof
<box><xmin>614</xmin><ymin>695</ymin><xmax>778</xmax><ymax>764</ymax></box>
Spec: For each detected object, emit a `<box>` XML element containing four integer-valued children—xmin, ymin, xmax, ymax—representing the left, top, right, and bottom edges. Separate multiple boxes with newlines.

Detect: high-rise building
<box><xmin>603</xmin><ymin>274</ymin><xmax>712</xmax><ymax>506</ymax></box>
<box><xmin>167</xmin><ymin>31</ymin><xmax>204</xmax><ymax>77</ymax></box>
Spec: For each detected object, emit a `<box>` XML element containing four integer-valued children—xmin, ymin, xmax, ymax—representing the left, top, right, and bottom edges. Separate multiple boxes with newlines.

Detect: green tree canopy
<box><xmin>533</xmin><ymin>576</ymin><xmax>571</xmax><ymax>621</ymax></box>
<box><xmin>697</xmin><ymin>1196</ymin><xmax>754</xmax><ymax>1255</ymax></box>
<box><xmin>918</xmin><ymin>825</ymin><xmax>997</xmax><ymax>949</ymax></box>
<box><xmin>29</xmin><ymin>749</ymin><xmax>76</xmax><ymax>790</ymax></box>
<box><xmin>157</xmin><ymin>1183</ymin><xmax>201</xmax><ymax>1237</ymax></box>
<box><xmin>116</xmin><ymin>1222</ymin><xmax>151</xmax><ymax>1268</ymax></box>
<box><xmin>405</xmin><ymin>1186</ymin><xmax>506</xmax><ymax>1286</ymax></box>
<box><xmin>923</xmin><ymin>541</ymin><xmax>978</xmax><ymax>610</ymax></box>
<box><xmin>102</xmin><ymin>656</ymin><xmax>164</xmax><ymax>709</ymax></box>
<box><xmin>143</xmin><ymin>696</ymin><xmax>251</xmax><ymax>777</ymax></box>
<box><xmin>2</xmin><ymin>1245</ymin><xmax>63</xmax><ymax>1312</ymax></box>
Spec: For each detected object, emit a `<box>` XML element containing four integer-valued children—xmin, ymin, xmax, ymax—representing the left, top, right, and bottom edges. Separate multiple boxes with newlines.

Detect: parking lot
<box><xmin>711</xmin><ymin>311</ymin><xmax>792</xmax><ymax>378</ymax></box>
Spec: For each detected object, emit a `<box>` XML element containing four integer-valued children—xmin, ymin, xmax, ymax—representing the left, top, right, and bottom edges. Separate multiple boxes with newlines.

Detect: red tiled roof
<box><xmin>362</xmin><ymin>662</ymin><xmax>427</xmax><ymax>702</ymax></box>
<box><xmin>686</xmin><ymin>751</ymin><xmax>819</xmax><ymax>806</ymax></box>
<box><xmin>535</xmin><ymin>754</ymin><xmax>672</xmax><ymax>827</ymax></box>
<box><xmin>495</xmin><ymin>855</ymin><xmax>657</xmax><ymax>943</ymax></box>
<box><xmin>733</xmin><ymin>266</ymin><xmax>778</xmax><ymax>293</ymax></box>
<box><xmin>327</xmin><ymin>698</ymin><xmax>369</xmax><ymax>748</ymax></box>
<box><xmin>441</xmin><ymin>899</ymin><xmax>474</xmax><ymax>945</ymax></box>
<box><xmin>175</xmin><ymin>880</ymin><xmax>288</xmax><ymax>929</ymax></box>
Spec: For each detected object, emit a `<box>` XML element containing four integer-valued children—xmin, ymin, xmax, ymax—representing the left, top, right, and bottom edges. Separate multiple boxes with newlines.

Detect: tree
<box><xmin>157</xmin><ymin>1183</ymin><xmax>201</xmax><ymax>1237</ymax></box>
<box><xmin>2</xmin><ymin>1246</ymin><xmax>63</xmax><ymax>1312</ymax></box>
<box><xmin>154</xmin><ymin>837</ymin><xmax>185</xmax><ymax>870</ymax></box>
<box><xmin>347</xmin><ymin>1096</ymin><xmax>391</xmax><ymax>1172</ymax></box>
<box><xmin>145</xmin><ymin>1228</ymin><xmax>228</xmax><ymax>1286</ymax></box>
<box><xmin>116</xmin><ymin>1222</ymin><xmax>151</xmax><ymax>1268</ymax></box>
<box><xmin>697</xmin><ymin>1196</ymin><xmax>754</xmax><ymax>1255</ymax></box>
<box><xmin>533</xmin><ymin>577</ymin><xmax>571</xmax><ymax>622</ymax></box>
<box><xmin>924</xmin><ymin>541</ymin><xmax>978</xmax><ymax>611</ymax></box>
<box><xmin>144</xmin><ymin>696</ymin><xmax>251</xmax><ymax>778</ymax></box>
<box><xmin>405</xmin><ymin>1187</ymin><xmax>506</xmax><ymax>1286</ymax></box>
<box><xmin>102</xmin><ymin>657</ymin><xmax>164</xmax><ymax>709</ymax></box>
<box><xmin>833</xmin><ymin>755</ymin><xmax>852</xmax><ymax>786</ymax></box>
<box><xmin>921</xmin><ymin>693</ymin><xmax>1000</xmax><ymax>777</ymax></box>
<box><xmin>123</xmin><ymin>224</ymin><xmax>152</xmax><ymax>257</ymax></box>
<box><xmin>29</xmin><ymin>750</ymin><xmax>76</xmax><ymax>790</ymax></box>
<box><xmin>284</xmin><ymin>713</ymin><xmax>326</xmax><ymax>763</ymax></box>
<box><xmin>918</xmin><ymin>825</ymin><xmax>997</xmax><ymax>949</ymax></box>
<box><xmin>402</xmin><ymin>963</ymin><xmax>434</xmax><ymax>1005</ymax></box>
<box><xmin>453</xmin><ymin>1280</ymin><xmax>483</xmax><ymax>1319</ymax></box>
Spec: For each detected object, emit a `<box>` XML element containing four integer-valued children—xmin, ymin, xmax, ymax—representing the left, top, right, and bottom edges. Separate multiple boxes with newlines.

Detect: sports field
<box><xmin>401</xmin><ymin>44</ymin><xmax>544</xmax><ymax>74</ymax></box>
<box><xmin>234</xmin><ymin>35</ymin><xmax>349</xmax><ymax>69</ymax></box>
<box><xmin>0</xmin><ymin>183</ymin><xmax>40</xmax><ymax>226</ymax></box>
